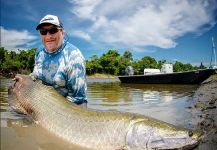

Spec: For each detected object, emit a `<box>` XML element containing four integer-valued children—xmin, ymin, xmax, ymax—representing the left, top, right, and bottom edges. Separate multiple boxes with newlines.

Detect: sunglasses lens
<box><xmin>40</xmin><ymin>30</ymin><xmax>47</xmax><ymax>35</ymax></box>
<box><xmin>49</xmin><ymin>28</ymin><xmax>59</xmax><ymax>34</ymax></box>
<box><xmin>40</xmin><ymin>28</ymin><xmax>59</xmax><ymax>35</ymax></box>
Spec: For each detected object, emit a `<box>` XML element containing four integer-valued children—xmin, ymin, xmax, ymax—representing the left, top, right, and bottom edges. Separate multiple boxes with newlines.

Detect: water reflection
<box><xmin>87</xmin><ymin>81</ymin><xmax>196</xmax><ymax>106</ymax></box>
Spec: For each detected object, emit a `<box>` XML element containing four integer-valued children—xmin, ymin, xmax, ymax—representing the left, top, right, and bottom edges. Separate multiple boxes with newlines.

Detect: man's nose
<box><xmin>45</xmin><ymin>32</ymin><xmax>53</xmax><ymax>36</ymax></box>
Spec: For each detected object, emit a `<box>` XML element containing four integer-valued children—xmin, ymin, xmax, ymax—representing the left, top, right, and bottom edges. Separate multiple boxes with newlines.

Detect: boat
<box><xmin>118</xmin><ymin>68</ymin><xmax>216</xmax><ymax>84</ymax></box>
<box><xmin>119</xmin><ymin>37</ymin><xmax>217</xmax><ymax>84</ymax></box>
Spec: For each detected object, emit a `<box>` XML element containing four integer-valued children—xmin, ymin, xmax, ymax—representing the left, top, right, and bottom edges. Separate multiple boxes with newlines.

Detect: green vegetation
<box><xmin>86</xmin><ymin>49</ymin><xmax>206</xmax><ymax>75</ymax></box>
<box><xmin>0</xmin><ymin>47</ymin><xmax>206</xmax><ymax>77</ymax></box>
<box><xmin>0</xmin><ymin>47</ymin><xmax>36</xmax><ymax>76</ymax></box>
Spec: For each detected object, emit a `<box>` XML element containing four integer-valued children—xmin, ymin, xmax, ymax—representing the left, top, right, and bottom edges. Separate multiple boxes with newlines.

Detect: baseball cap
<box><xmin>36</xmin><ymin>14</ymin><xmax>63</xmax><ymax>30</ymax></box>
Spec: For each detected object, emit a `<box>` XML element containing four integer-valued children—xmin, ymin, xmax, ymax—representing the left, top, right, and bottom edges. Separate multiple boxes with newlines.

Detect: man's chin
<box><xmin>45</xmin><ymin>45</ymin><xmax>56</xmax><ymax>52</ymax></box>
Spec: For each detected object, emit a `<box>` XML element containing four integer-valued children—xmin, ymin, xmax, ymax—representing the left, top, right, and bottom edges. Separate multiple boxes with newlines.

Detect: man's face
<box><xmin>39</xmin><ymin>24</ymin><xmax>64</xmax><ymax>52</ymax></box>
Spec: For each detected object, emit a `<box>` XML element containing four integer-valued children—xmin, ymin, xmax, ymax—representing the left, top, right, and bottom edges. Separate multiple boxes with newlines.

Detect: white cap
<box><xmin>36</xmin><ymin>14</ymin><xmax>63</xmax><ymax>30</ymax></box>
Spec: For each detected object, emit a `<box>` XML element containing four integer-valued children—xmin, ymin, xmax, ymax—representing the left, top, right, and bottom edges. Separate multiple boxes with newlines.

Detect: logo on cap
<box><xmin>41</xmin><ymin>17</ymin><xmax>55</xmax><ymax>22</ymax></box>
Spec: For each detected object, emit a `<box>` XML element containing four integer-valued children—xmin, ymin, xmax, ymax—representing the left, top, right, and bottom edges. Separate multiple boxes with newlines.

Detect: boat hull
<box><xmin>118</xmin><ymin>69</ymin><xmax>216</xmax><ymax>84</ymax></box>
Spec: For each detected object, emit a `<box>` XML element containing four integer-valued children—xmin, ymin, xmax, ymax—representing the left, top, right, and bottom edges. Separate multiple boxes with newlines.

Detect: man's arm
<box><xmin>66</xmin><ymin>59</ymin><xmax>87</xmax><ymax>104</ymax></box>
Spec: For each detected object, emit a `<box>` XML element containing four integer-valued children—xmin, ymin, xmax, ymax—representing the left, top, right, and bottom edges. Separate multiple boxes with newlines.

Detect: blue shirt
<box><xmin>32</xmin><ymin>40</ymin><xmax>87</xmax><ymax>104</ymax></box>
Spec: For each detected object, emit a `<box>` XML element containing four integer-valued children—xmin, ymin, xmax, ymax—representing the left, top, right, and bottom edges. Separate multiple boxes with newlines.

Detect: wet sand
<box><xmin>190</xmin><ymin>74</ymin><xmax>217</xmax><ymax>149</ymax></box>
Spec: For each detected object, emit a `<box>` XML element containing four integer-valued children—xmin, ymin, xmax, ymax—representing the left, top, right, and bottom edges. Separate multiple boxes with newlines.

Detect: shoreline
<box><xmin>189</xmin><ymin>74</ymin><xmax>217</xmax><ymax>149</ymax></box>
<box><xmin>0</xmin><ymin>73</ymin><xmax>117</xmax><ymax>79</ymax></box>
<box><xmin>87</xmin><ymin>73</ymin><xmax>117</xmax><ymax>79</ymax></box>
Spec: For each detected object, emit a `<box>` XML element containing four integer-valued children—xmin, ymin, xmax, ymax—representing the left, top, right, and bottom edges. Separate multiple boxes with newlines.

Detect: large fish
<box><xmin>9</xmin><ymin>74</ymin><xmax>202</xmax><ymax>150</ymax></box>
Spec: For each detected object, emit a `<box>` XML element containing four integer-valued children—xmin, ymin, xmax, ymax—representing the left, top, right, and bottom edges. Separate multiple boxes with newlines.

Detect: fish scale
<box><xmin>9</xmin><ymin>74</ymin><xmax>202</xmax><ymax>150</ymax></box>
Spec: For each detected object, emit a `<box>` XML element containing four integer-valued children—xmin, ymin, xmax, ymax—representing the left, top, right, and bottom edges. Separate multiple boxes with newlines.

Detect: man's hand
<box><xmin>29</xmin><ymin>73</ymin><xmax>37</xmax><ymax>81</ymax></box>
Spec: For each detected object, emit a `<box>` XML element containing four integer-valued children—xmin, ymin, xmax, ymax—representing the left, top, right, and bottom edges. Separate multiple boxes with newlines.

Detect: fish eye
<box><xmin>188</xmin><ymin>131</ymin><xmax>193</xmax><ymax>137</ymax></box>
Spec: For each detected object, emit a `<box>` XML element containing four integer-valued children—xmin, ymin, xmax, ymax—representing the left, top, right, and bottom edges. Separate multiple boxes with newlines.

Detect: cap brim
<box><xmin>36</xmin><ymin>22</ymin><xmax>61</xmax><ymax>30</ymax></box>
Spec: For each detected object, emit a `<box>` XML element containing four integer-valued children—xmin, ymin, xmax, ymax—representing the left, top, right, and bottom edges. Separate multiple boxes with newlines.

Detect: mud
<box><xmin>190</xmin><ymin>74</ymin><xmax>217</xmax><ymax>149</ymax></box>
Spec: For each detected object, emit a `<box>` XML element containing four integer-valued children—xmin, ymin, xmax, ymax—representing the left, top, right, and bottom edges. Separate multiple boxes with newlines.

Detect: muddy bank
<box><xmin>87</xmin><ymin>73</ymin><xmax>116</xmax><ymax>79</ymax></box>
<box><xmin>190</xmin><ymin>74</ymin><xmax>217</xmax><ymax>149</ymax></box>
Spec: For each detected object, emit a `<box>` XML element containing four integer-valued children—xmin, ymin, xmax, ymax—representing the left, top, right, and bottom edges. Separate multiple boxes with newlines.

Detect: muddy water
<box><xmin>0</xmin><ymin>78</ymin><xmax>208</xmax><ymax>150</ymax></box>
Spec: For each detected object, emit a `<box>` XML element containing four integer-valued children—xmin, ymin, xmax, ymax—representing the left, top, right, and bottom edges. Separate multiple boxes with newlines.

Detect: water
<box><xmin>1</xmin><ymin>78</ymin><xmax>200</xmax><ymax>150</ymax></box>
<box><xmin>87</xmin><ymin>81</ymin><xmax>198</xmax><ymax>127</ymax></box>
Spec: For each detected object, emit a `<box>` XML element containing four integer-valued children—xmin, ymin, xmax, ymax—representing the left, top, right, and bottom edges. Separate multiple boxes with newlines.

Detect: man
<box><xmin>30</xmin><ymin>14</ymin><xmax>87</xmax><ymax>108</ymax></box>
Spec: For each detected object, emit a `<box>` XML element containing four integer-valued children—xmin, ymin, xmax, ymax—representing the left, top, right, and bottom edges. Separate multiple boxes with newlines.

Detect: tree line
<box><xmin>0</xmin><ymin>47</ymin><xmax>206</xmax><ymax>77</ymax></box>
<box><xmin>86</xmin><ymin>50</ymin><xmax>206</xmax><ymax>75</ymax></box>
<box><xmin>0</xmin><ymin>47</ymin><xmax>36</xmax><ymax>77</ymax></box>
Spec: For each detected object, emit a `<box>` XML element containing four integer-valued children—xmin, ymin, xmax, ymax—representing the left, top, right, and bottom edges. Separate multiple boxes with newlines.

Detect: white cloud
<box><xmin>69</xmin><ymin>30</ymin><xmax>91</xmax><ymax>41</ymax></box>
<box><xmin>69</xmin><ymin>0</ymin><xmax>102</xmax><ymax>21</ymax></box>
<box><xmin>1</xmin><ymin>26</ymin><xmax>37</xmax><ymax>51</ymax></box>
<box><xmin>68</xmin><ymin>0</ymin><xmax>217</xmax><ymax>49</ymax></box>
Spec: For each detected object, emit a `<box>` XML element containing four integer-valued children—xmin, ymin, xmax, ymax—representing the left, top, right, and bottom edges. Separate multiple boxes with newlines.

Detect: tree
<box><xmin>1</xmin><ymin>48</ymin><xmax>203</xmax><ymax>77</ymax></box>
<box><xmin>173</xmin><ymin>61</ymin><xmax>184</xmax><ymax>72</ymax></box>
<box><xmin>0</xmin><ymin>48</ymin><xmax>36</xmax><ymax>76</ymax></box>
<box><xmin>135</xmin><ymin>56</ymin><xmax>158</xmax><ymax>74</ymax></box>
<box><xmin>1</xmin><ymin>51</ymin><xmax>22</xmax><ymax>72</ymax></box>
<box><xmin>116</xmin><ymin>50</ymin><xmax>134</xmax><ymax>75</ymax></box>
<box><xmin>157</xmin><ymin>60</ymin><xmax>167</xmax><ymax>69</ymax></box>
<box><xmin>118</xmin><ymin>56</ymin><xmax>131</xmax><ymax>75</ymax></box>
<box><xmin>100</xmin><ymin>50</ymin><xmax>120</xmax><ymax>75</ymax></box>
<box><xmin>18</xmin><ymin>50</ymin><xmax>28</xmax><ymax>69</ymax></box>
<box><xmin>86</xmin><ymin>55</ymin><xmax>102</xmax><ymax>75</ymax></box>
<box><xmin>0</xmin><ymin>47</ymin><xmax>7</xmax><ymax>69</ymax></box>
<box><xmin>173</xmin><ymin>61</ymin><xmax>194</xmax><ymax>72</ymax></box>
<box><xmin>183</xmin><ymin>63</ymin><xmax>194</xmax><ymax>71</ymax></box>
<box><xmin>26</xmin><ymin>48</ymin><xmax>36</xmax><ymax>71</ymax></box>
<box><xmin>123</xmin><ymin>50</ymin><xmax>133</xmax><ymax>61</ymax></box>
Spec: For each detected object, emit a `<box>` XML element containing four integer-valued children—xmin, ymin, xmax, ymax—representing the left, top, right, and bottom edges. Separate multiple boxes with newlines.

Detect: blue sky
<box><xmin>1</xmin><ymin>0</ymin><xmax>217</xmax><ymax>67</ymax></box>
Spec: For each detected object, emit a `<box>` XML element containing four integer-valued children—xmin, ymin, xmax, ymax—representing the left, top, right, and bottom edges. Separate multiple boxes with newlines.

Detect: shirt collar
<box><xmin>43</xmin><ymin>40</ymin><xmax>67</xmax><ymax>55</ymax></box>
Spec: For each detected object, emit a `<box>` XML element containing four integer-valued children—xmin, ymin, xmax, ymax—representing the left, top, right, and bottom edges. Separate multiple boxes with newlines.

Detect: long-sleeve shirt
<box><xmin>31</xmin><ymin>40</ymin><xmax>87</xmax><ymax>104</ymax></box>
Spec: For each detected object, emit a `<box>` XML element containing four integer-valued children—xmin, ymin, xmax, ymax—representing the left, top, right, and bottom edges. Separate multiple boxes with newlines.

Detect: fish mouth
<box><xmin>180</xmin><ymin>140</ymin><xmax>201</xmax><ymax>150</ymax></box>
<box><xmin>148</xmin><ymin>131</ymin><xmax>203</xmax><ymax>150</ymax></box>
<box><xmin>148</xmin><ymin>138</ymin><xmax>201</xmax><ymax>150</ymax></box>
<box><xmin>7</xmin><ymin>75</ymin><xmax>29</xmax><ymax>115</ymax></box>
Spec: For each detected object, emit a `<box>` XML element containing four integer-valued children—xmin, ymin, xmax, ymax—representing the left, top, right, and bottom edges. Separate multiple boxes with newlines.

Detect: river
<box><xmin>0</xmin><ymin>77</ymin><xmax>205</xmax><ymax>150</ymax></box>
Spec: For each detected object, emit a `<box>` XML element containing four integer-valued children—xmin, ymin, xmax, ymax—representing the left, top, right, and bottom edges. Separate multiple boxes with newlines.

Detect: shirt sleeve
<box><xmin>65</xmin><ymin>51</ymin><xmax>87</xmax><ymax>104</ymax></box>
<box><xmin>30</xmin><ymin>48</ymin><xmax>42</xmax><ymax>79</ymax></box>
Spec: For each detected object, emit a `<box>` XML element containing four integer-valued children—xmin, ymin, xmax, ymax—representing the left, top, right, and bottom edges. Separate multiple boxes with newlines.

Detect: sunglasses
<box><xmin>39</xmin><ymin>28</ymin><xmax>60</xmax><ymax>35</ymax></box>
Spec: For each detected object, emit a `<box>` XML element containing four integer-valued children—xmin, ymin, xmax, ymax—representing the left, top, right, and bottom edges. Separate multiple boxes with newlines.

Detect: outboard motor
<box><xmin>125</xmin><ymin>66</ymin><xmax>134</xmax><ymax>75</ymax></box>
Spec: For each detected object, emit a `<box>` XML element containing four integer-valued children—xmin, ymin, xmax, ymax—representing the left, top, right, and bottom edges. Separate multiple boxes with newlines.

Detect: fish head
<box><xmin>9</xmin><ymin>74</ymin><xmax>34</xmax><ymax>112</ymax></box>
<box><xmin>8</xmin><ymin>86</ymin><xmax>28</xmax><ymax>115</ymax></box>
<box><xmin>126</xmin><ymin>119</ymin><xmax>202</xmax><ymax>149</ymax></box>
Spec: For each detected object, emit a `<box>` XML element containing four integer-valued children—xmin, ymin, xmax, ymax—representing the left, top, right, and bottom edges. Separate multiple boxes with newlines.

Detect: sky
<box><xmin>1</xmin><ymin>0</ymin><xmax>217</xmax><ymax>67</ymax></box>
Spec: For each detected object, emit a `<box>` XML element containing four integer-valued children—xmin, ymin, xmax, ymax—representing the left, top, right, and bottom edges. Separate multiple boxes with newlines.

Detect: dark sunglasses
<box><xmin>39</xmin><ymin>28</ymin><xmax>60</xmax><ymax>35</ymax></box>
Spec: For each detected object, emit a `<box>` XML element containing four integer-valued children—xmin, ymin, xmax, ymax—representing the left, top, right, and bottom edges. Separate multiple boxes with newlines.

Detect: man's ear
<box><xmin>61</xmin><ymin>29</ymin><xmax>65</xmax><ymax>37</ymax></box>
